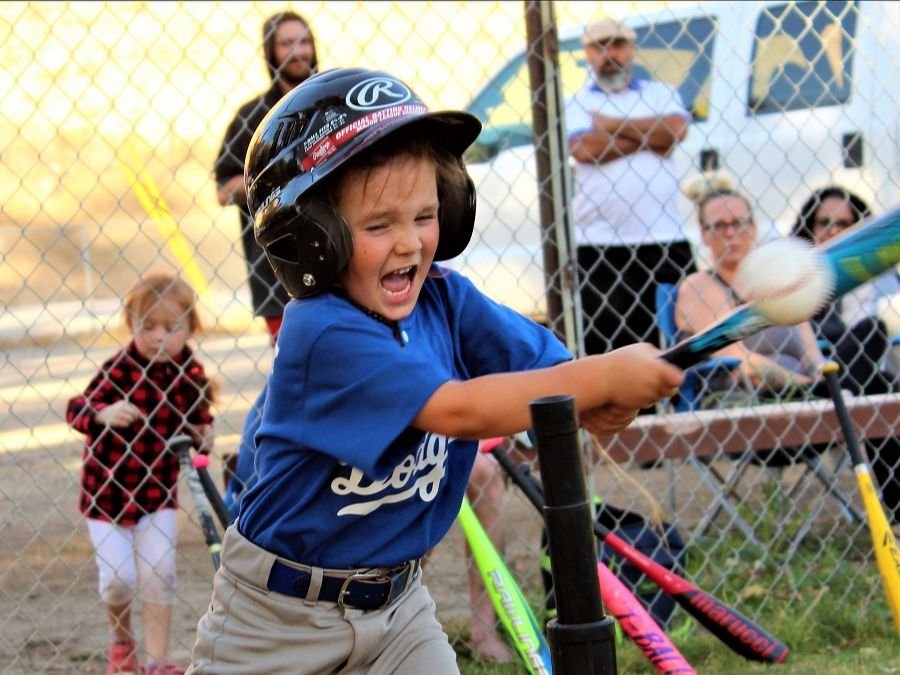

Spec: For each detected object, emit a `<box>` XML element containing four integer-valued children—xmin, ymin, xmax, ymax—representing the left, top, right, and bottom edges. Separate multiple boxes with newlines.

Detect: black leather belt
<box><xmin>267</xmin><ymin>559</ymin><xmax>419</xmax><ymax>610</ymax></box>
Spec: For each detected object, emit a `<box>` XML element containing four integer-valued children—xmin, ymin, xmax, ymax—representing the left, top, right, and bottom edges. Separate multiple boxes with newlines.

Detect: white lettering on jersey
<box><xmin>331</xmin><ymin>433</ymin><xmax>449</xmax><ymax>516</ymax></box>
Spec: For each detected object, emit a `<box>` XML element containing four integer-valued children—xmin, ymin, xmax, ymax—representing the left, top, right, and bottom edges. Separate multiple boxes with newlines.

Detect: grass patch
<box><xmin>453</xmin><ymin>521</ymin><xmax>899</xmax><ymax>674</ymax></box>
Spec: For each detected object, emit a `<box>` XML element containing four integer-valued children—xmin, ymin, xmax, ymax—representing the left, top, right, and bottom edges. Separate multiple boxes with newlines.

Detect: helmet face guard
<box><xmin>245</xmin><ymin>68</ymin><xmax>482</xmax><ymax>298</ymax></box>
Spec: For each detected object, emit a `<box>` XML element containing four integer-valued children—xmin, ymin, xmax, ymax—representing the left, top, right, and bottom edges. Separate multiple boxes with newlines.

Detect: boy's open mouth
<box><xmin>381</xmin><ymin>265</ymin><xmax>417</xmax><ymax>295</ymax></box>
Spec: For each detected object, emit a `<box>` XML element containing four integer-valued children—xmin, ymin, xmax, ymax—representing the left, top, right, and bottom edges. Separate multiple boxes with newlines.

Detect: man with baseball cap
<box><xmin>566</xmin><ymin>16</ymin><xmax>695</xmax><ymax>360</ymax></box>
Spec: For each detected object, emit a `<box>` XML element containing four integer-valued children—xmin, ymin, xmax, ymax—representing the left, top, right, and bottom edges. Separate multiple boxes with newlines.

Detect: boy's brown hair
<box><xmin>319</xmin><ymin>129</ymin><xmax>471</xmax><ymax>235</ymax></box>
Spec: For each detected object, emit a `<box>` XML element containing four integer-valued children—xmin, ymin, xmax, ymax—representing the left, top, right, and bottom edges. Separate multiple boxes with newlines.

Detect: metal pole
<box><xmin>524</xmin><ymin>0</ymin><xmax>583</xmax><ymax>355</ymax></box>
<box><xmin>531</xmin><ymin>395</ymin><xmax>617</xmax><ymax>674</ymax></box>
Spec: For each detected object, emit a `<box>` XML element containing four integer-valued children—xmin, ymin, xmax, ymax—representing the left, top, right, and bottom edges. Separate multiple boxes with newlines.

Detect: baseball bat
<box><xmin>457</xmin><ymin>496</ymin><xmax>553</xmax><ymax>675</ymax></box>
<box><xmin>481</xmin><ymin>440</ymin><xmax>694</xmax><ymax>675</ymax></box>
<box><xmin>193</xmin><ymin>454</ymin><xmax>233</xmax><ymax>529</ymax></box>
<box><xmin>663</xmin><ymin>205</ymin><xmax>900</xmax><ymax>369</ymax></box>
<box><xmin>821</xmin><ymin>362</ymin><xmax>900</xmax><ymax>634</ymax></box>
<box><xmin>595</xmin><ymin>562</ymin><xmax>696</xmax><ymax>674</ymax></box>
<box><xmin>488</xmin><ymin>443</ymin><xmax>790</xmax><ymax>664</ymax></box>
<box><xmin>171</xmin><ymin>434</ymin><xmax>222</xmax><ymax>570</ymax></box>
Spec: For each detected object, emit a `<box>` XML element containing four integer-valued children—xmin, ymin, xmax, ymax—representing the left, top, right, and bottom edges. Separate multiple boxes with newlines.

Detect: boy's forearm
<box><xmin>414</xmin><ymin>361</ymin><xmax>613</xmax><ymax>439</ymax></box>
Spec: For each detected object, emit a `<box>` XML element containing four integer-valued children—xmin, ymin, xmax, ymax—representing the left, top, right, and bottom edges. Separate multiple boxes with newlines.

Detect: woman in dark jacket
<box><xmin>792</xmin><ymin>186</ymin><xmax>899</xmax><ymax>525</ymax></box>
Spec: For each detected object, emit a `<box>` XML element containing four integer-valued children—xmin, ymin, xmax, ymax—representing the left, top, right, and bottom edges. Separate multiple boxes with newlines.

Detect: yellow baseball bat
<box><xmin>822</xmin><ymin>362</ymin><xmax>900</xmax><ymax>635</ymax></box>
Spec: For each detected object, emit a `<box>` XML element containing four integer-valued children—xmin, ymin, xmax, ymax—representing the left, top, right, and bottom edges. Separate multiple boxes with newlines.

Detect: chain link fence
<box><xmin>1</xmin><ymin>1</ymin><xmax>898</xmax><ymax>672</ymax></box>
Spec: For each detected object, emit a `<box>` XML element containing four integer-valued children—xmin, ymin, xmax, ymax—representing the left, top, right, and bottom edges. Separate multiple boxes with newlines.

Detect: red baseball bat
<box><xmin>487</xmin><ymin>441</ymin><xmax>790</xmax><ymax>664</ymax></box>
<box><xmin>596</xmin><ymin>561</ymin><xmax>696</xmax><ymax>673</ymax></box>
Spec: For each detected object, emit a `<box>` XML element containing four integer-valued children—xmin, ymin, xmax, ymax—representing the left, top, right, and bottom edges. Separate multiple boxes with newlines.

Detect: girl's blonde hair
<box><xmin>123</xmin><ymin>271</ymin><xmax>202</xmax><ymax>335</ymax></box>
<box><xmin>123</xmin><ymin>271</ymin><xmax>217</xmax><ymax>406</ymax></box>
<box><xmin>681</xmin><ymin>170</ymin><xmax>736</xmax><ymax>204</ymax></box>
<box><xmin>681</xmin><ymin>171</ymin><xmax>753</xmax><ymax>229</ymax></box>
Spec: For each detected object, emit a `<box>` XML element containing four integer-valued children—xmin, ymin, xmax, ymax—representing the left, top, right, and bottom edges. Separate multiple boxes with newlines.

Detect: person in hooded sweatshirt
<box><xmin>214</xmin><ymin>11</ymin><xmax>318</xmax><ymax>342</ymax></box>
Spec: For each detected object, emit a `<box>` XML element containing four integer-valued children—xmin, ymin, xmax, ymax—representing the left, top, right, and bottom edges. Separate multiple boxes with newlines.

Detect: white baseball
<box><xmin>732</xmin><ymin>238</ymin><xmax>835</xmax><ymax>324</ymax></box>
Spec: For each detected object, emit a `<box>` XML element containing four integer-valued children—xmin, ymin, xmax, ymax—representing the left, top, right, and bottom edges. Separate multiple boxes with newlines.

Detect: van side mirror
<box><xmin>700</xmin><ymin>148</ymin><xmax>719</xmax><ymax>171</ymax></box>
<box><xmin>465</xmin><ymin>139</ymin><xmax>502</xmax><ymax>164</ymax></box>
<box><xmin>463</xmin><ymin>124</ymin><xmax>533</xmax><ymax>164</ymax></box>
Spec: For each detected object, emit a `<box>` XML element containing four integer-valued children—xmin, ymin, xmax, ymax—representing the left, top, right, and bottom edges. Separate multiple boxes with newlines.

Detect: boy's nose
<box><xmin>395</xmin><ymin>224</ymin><xmax>423</xmax><ymax>253</ymax></box>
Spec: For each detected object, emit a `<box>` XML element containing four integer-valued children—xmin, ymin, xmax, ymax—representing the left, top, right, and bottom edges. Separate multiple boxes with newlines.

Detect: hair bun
<box><xmin>681</xmin><ymin>170</ymin><xmax>736</xmax><ymax>203</ymax></box>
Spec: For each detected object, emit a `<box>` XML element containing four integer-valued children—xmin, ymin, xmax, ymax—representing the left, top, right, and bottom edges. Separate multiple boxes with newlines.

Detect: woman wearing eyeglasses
<box><xmin>675</xmin><ymin>173</ymin><xmax>828</xmax><ymax>407</ymax></box>
<box><xmin>791</xmin><ymin>186</ymin><xmax>898</xmax><ymax>396</ymax></box>
<box><xmin>792</xmin><ymin>186</ymin><xmax>900</xmax><ymax>529</ymax></box>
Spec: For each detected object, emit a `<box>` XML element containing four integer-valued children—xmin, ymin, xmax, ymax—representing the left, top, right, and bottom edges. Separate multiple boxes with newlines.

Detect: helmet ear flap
<box><xmin>435</xmin><ymin>162</ymin><xmax>476</xmax><ymax>261</ymax></box>
<box><xmin>262</xmin><ymin>200</ymin><xmax>353</xmax><ymax>298</ymax></box>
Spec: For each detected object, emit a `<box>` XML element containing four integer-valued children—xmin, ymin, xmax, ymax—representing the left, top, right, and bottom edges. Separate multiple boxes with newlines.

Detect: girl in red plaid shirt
<box><xmin>67</xmin><ymin>272</ymin><xmax>215</xmax><ymax>675</ymax></box>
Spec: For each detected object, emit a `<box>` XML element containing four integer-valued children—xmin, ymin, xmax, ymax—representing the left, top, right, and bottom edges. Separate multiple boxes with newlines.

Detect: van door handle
<box><xmin>700</xmin><ymin>148</ymin><xmax>719</xmax><ymax>171</ymax></box>
<box><xmin>842</xmin><ymin>132</ymin><xmax>863</xmax><ymax>168</ymax></box>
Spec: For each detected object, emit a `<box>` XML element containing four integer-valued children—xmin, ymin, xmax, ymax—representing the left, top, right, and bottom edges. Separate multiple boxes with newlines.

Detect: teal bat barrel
<box><xmin>530</xmin><ymin>395</ymin><xmax>617</xmax><ymax>674</ymax></box>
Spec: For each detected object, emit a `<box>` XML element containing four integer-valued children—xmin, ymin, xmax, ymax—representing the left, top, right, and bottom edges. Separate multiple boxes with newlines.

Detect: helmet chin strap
<box><xmin>333</xmin><ymin>287</ymin><xmax>408</xmax><ymax>346</ymax></box>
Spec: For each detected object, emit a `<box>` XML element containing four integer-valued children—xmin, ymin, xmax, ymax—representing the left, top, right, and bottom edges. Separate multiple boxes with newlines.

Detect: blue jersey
<box><xmin>238</xmin><ymin>267</ymin><xmax>571</xmax><ymax>567</ymax></box>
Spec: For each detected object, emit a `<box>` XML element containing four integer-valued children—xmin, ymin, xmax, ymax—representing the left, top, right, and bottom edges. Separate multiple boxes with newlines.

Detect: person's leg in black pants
<box><xmin>835</xmin><ymin>317</ymin><xmax>890</xmax><ymax>394</ymax></box>
<box><xmin>578</xmin><ymin>241</ymin><xmax>695</xmax><ymax>418</ymax></box>
<box><xmin>866</xmin><ymin>435</ymin><xmax>900</xmax><ymax>525</ymax></box>
<box><xmin>577</xmin><ymin>241</ymin><xmax>696</xmax><ymax>356</ymax></box>
<box><xmin>577</xmin><ymin>244</ymin><xmax>638</xmax><ymax>356</ymax></box>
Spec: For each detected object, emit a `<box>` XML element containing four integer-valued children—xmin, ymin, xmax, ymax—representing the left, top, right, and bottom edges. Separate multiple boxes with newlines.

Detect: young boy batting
<box><xmin>188</xmin><ymin>67</ymin><xmax>682</xmax><ymax>674</ymax></box>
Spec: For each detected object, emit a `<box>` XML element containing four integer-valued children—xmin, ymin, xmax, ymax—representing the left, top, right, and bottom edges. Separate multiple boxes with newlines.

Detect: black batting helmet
<box><xmin>245</xmin><ymin>67</ymin><xmax>482</xmax><ymax>298</ymax></box>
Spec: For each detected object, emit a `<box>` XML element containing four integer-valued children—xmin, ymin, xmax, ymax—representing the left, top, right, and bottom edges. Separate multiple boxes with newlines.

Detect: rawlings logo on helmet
<box><xmin>346</xmin><ymin>77</ymin><xmax>411</xmax><ymax>110</ymax></box>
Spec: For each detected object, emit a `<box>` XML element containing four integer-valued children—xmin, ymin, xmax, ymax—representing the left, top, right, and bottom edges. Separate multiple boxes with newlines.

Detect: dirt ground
<box><xmin>0</xmin><ymin>442</ymin><xmax>547</xmax><ymax>673</ymax></box>
<box><xmin>3</xmin><ymin>439</ymin><xmax>858</xmax><ymax>674</ymax></box>
<box><xmin>0</xmin><ymin>334</ymin><xmax>555</xmax><ymax>673</ymax></box>
<box><xmin>0</xmin><ymin>335</ymin><xmax>872</xmax><ymax>673</ymax></box>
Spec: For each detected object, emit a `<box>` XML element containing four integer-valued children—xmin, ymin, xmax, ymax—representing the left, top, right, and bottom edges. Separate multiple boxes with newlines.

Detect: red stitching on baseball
<box><xmin>749</xmin><ymin>267</ymin><xmax>815</xmax><ymax>301</ymax></box>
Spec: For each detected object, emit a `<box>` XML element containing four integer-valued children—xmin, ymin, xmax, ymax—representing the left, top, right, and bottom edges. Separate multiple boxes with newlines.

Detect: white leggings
<box><xmin>86</xmin><ymin>509</ymin><xmax>177</xmax><ymax>606</ymax></box>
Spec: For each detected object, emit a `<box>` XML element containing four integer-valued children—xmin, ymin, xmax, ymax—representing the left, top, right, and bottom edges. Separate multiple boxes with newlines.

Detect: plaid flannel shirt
<box><xmin>66</xmin><ymin>341</ymin><xmax>214</xmax><ymax>525</ymax></box>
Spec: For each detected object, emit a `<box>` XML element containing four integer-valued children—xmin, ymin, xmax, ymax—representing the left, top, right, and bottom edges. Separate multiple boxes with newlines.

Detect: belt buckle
<box><xmin>337</xmin><ymin>568</ymin><xmax>393</xmax><ymax>611</ymax></box>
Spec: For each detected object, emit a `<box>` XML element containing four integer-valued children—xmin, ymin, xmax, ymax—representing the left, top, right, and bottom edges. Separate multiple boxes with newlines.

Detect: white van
<box><xmin>456</xmin><ymin>0</ymin><xmax>899</xmax><ymax>322</ymax></box>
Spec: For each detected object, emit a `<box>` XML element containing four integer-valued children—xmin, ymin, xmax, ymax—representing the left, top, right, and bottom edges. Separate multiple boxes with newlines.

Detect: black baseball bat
<box><xmin>170</xmin><ymin>434</ymin><xmax>222</xmax><ymax>570</ymax></box>
<box><xmin>192</xmin><ymin>454</ymin><xmax>233</xmax><ymax>529</ymax></box>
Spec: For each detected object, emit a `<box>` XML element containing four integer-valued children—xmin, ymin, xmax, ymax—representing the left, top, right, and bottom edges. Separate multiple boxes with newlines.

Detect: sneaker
<box><xmin>142</xmin><ymin>660</ymin><xmax>185</xmax><ymax>675</ymax></box>
<box><xmin>107</xmin><ymin>639</ymin><xmax>138</xmax><ymax>674</ymax></box>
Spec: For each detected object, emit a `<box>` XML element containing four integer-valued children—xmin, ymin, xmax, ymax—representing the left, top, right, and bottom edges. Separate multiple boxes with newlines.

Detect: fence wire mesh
<box><xmin>1</xmin><ymin>1</ymin><xmax>898</xmax><ymax>672</ymax></box>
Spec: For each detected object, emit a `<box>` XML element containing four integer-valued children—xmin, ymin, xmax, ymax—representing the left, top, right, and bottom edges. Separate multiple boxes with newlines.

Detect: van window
<box><xmin>748</xmin><ymin>0</ymin><xmax>857</xmax><ymax>114</ymax></box>
<box><xmin>634</xmin><ymin>17</ymin><xmax>716</xmax><ymax>121</ymax></box>
<box><xmin>464</xmin><ymin>15</ymin><xmax>716</xmax><ymax>163</ymax></box>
